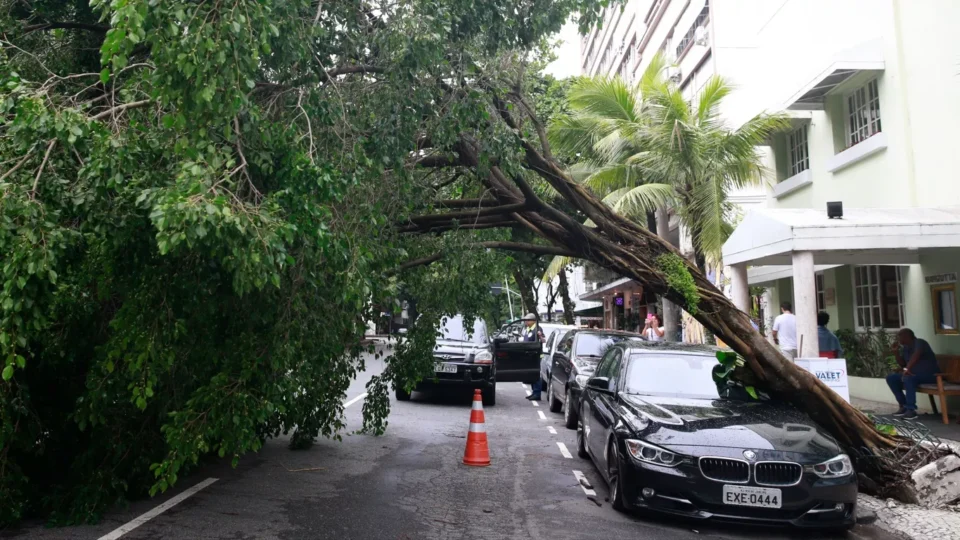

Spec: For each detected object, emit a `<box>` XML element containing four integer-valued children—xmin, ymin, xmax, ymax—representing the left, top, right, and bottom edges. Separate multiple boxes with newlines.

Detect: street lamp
<box><xmin>490</xmin><ymin>276</ymin><xmax>523</xmax><ymax>320</ymax></box>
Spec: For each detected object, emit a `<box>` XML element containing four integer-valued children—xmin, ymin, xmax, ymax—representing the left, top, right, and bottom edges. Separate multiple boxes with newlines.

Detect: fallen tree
<box><xmin>395</xmin><ymin>76</ymin><xmax>934</xmax><ymax>499</ymax></box>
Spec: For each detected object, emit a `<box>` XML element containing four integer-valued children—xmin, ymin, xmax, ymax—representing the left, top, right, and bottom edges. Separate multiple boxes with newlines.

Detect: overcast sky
<box><xmin>544</xmin><ymin>20</ymin><xmax>581</xmax><ymax>79</ymax></box>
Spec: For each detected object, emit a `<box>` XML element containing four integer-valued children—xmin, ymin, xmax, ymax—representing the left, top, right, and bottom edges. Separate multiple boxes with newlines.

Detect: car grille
<box><xmin>754</xmin><ymin>462</ymin><xmax>803</xmax><ymax>486</ymax></box>
<box><xmin>698</xmin><ymin>458</ymin><xmax>749</xmax><ymax>483</ymax></box>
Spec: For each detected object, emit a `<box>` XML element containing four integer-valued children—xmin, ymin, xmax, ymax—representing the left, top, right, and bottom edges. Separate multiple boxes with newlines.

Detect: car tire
<box><xmin>395</xmin><ymin>387</ymin><xmax>411</xmax><ymax>401</ymax></box>
<box><xmin>548</xmin><ymin>379</ymin><xmax>562</xmax><ymax>413</ymax></box>
<box><xmin>608</xmin><ymin>439</ymin><xmax>629</xmax><ymax>512</ymax></box>
<box><xmin>563</xmin><ymin>387</ymin><xmax>578</xmax><ymax>429</ymax></box>
<box><xmin>576</xmin><ymin>419</ymin><xmax>589</xmax><ymax>459</ymax></box>
<box><xmin>482</xmin><ymin>384</ymin><xmax>496</xmax><ymax>407</ymax></box>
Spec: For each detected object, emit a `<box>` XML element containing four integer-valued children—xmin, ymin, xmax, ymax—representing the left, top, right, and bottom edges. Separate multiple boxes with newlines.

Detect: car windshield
<box><xmin>623</xmin><ymin>354</ymin><xmax>721</xmax><ymax>399</ymax></box>
<box><xmin>437</xmin><ymin>316</ymin><xmax>488</xmax><ymax>344</ymax></box>
<box><xmin>575</xmin><ymin>334</ymin><xmax>635</xmax><ymax>357</ymax></box>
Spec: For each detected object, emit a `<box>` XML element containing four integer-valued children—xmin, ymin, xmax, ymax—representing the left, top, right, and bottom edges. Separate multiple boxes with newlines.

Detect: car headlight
<box><xmin>574</xmin><ymin>374</ymin><xmax>590</xmax><ymax>387</ymax></box>
<box><xmin>474</xmin><ymin>351</ymin><xmax>493</xmax><ymax>364</ymax></box>
<box><xmin>810</xmin><ymin>454</ymin><xmax>854</xmax><ymax>478</ymax></box>
<box><xmin>624</xmin><ymin>439</ymin><xmax>681</xmax><ymax>467</ymax></box>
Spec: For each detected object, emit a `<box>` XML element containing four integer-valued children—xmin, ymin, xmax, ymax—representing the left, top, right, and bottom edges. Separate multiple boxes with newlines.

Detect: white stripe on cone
<box><xmin>469</xmin><ymin>422</ymin><xmax>486</xmax><ymax>433</ymax></box>
<box><xmin>472</xmin><ymin>400</ymin><xmax>483</xmax><ymax>411</ymax></box>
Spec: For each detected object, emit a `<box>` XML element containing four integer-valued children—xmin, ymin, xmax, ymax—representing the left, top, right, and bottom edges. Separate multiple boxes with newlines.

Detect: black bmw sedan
<box><xmin>577</xmin><ymin>341</ymin><xmax>857</xmax><ymax>529</ymax></box>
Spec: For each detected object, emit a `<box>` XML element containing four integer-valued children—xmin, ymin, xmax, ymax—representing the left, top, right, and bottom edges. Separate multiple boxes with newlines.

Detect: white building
<box><xmin>716</xmin><ymin>0</ymin><xmax>960</xmax><ymax>371</ymax></box>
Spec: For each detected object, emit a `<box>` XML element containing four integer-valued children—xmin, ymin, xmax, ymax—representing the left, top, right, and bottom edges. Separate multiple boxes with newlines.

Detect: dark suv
<box><xmin>395</xmin><ymin>315</ymin><xmax>496</xmax><ymax>405</ymax></box>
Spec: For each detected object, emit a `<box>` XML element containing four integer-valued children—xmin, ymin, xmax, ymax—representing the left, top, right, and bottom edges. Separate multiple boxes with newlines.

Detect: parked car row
<box><xmin>394</xmin><ymin>315</ymin><xmax>858</xmax><ymax>531</ymax></box>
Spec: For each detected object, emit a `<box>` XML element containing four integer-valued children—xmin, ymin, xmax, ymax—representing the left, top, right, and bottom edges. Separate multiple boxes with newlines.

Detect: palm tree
<box><xmin>547</xmin><ymin>53</ymin><xmax>789</xmax><ymax>271</ymax></box>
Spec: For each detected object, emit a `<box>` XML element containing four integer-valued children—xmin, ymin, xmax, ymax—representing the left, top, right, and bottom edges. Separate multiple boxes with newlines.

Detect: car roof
<box><xmin>569</xmin><ymin>329</ymin><xmax>643</xmax><ymax>338</ymax></box>
<box><xmin>620</xmin><ymin>341</ymin><xmax>727</xmax><ymax>357</ymax></box>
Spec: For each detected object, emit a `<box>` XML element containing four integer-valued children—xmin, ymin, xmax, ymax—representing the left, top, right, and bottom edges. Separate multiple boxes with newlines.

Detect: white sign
<box><xmin>794</xmin><ymin>358</ymin><xmax>850</xmax><ymax>403</ymax></box>
<box><xmin>925</xmin><ymin>273</ymin><xmax>957</xmax><ymax>285</ymax></box>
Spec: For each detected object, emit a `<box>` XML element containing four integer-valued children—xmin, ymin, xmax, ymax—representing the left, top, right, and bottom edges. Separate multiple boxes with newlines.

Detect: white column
<box><xmin>730</xmin><ymin>264</ymin><xmax>750</xmax><ymax>313</ymax></box>
<box><xmin>792</xmin><ymin>251</ymin><xmax>819</xmax><ymax>358</ymax></box>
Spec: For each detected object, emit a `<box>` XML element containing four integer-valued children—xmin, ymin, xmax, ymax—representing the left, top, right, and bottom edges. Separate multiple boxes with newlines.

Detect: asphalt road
<box><xmin>9</xmin><ymin>351</ymin><xmax>898</xmax><ymax>540</ymax></box>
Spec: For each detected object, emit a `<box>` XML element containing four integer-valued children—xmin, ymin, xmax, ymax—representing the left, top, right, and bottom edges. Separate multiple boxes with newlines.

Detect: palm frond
<box><xmin>603</xmin><ymin>183</ymin><xmax>676</xmax><ymax>221</ymax></box>
<box><xmin>567</xmin><ymin>77</ymin><xmax>640</xmax><ymax>123</ymax></box>
<box><xmin>543</xmin><ymin>255</ymin><xmax>575</xmax><ymax>281</ymax></box>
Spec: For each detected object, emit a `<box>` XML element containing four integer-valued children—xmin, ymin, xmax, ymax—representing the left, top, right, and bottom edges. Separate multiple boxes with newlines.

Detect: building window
<box><xmin>846</xmin><ymin>79</ymin><xmax>881</xmax><ymax>148</ymax></box>
<box><xmin>675</xmin><ymin>2</ymin><xmax>710</xmax><ymax>60</ymax></box>
<box><xmin>931</xmin><ymin>285</ymin><xmax>959</xmax><ymax>335</ymax></box>
<box><xmin>853</xmin><ymin>265</ymin><xmax>904</xmax><ymax>329</ymax></box>
<box><xmin>815</xmin><ymin>272</ymin><xmax>825</xmax><ymax>311</ymax></box>
<box><xmin>628</xmin><ymin>36</ymin><xmax>638</xmax><ymax>68</ymax></box>
<box><xmin>788</xmin><ymin>126</ymin><xmax>809</xmax><ymax>176</ymax></box>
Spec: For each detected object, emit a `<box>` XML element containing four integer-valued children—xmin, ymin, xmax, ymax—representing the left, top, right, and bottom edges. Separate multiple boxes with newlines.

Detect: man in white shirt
<box><xmin>772</xmin><ymin>301</ymin><xmax>798</xmax><ymax>360</ymax></box>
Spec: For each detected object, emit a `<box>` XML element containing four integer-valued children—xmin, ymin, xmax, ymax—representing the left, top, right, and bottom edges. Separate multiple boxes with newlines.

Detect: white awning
<box><xmin>782</xmin><ymin>39</ymin><xmax>885</xmax><ymax>110</ymax></box>
<box><xmin>722</xmin><ymin>206</ymin><xmax>960</xmax><ymax>268</ymax></box>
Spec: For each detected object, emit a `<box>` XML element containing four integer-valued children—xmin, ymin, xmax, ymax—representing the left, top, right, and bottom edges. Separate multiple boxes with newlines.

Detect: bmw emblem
<box><xmin>743</xmin><ymin>450</ymin><xmax>757</xmax><ymax>461</ymax></box>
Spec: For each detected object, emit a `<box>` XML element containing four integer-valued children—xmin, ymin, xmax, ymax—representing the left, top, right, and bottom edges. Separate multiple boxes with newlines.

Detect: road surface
<box><xmin>10</xmin><ymin>351</ymin><xmax>896</xmax><ymax>540</ymax></box>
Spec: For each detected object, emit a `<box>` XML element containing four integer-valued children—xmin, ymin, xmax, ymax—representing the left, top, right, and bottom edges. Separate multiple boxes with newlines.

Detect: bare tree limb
<box><xmin>91</xmin><ymin>99</ymin><xmax>151</xmax><ymax>120</ymax></box>
<box><xmin>23</xmin><ymin>22</ymin><xmax>109</xmax><ymax>34</ymax></box>
<box><xmin>30</xmin><ymin>139</ymin><xmax>57</xmax><ymax>198</ymax></box>
<box><xmin>0</xmin><ymin>143</ymin><xmax>38</xmax><ymax>183</ymax></box>
<box><xmin>394</xmin><ymin>241</ymin><xmax>576</xmax><ymax>272</ymax></box>
<box><xmin>435</xmin><ymin>198</ymin><xmax>499</xmax><ymax>208</ymax></box>
<box><xmin>405</xmin><ymin>202</ymin><xmax>526</xmax><ymax>224</ymax></box>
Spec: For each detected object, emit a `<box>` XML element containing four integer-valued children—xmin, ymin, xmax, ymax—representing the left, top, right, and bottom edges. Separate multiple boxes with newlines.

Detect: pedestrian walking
<box><xmin>772</xmin><ymin>302</ymin><xmax>797</xmax><ymax>360</ymax></box>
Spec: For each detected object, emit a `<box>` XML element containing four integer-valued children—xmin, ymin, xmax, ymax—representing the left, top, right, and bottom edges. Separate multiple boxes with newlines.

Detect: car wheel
<box><xmin>482</xmin><ymin>383</ymin><xmax>496</xmax><ymax>407</ymax></box>
<box><xmin>548</xmin><ymin>379</ymin><xmax>562</xmax><ymax>413</ymax></box>
<box><xmin>576</xmin><ymin>419</ymin><xmax>589</xmax><ymax>459</ymax></box>
<box><xmin>395</xmin><ymin>387</ymin><xmax>411</xmax><ymax>401</ymax></box>
<box><xmin>608</xmin><ymin>439</ymin><xmax>629</xmax><ymax>512</ymax></box>
<box><xmin>563</xmin><ymin>387</ymin><xmax>578</xmax><ymax>429</ymax></box>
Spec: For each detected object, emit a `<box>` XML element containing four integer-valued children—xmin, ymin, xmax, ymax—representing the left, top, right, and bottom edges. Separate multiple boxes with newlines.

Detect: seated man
<box><xmin>886</xmin><ymin>328</ymin><xmax>940</xmax><ymax>419</ymax></box>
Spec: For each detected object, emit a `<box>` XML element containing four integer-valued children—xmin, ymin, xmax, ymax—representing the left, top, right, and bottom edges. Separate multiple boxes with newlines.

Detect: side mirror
<box><xmin>586</xmin><ymin>377</ymin><xmax>610</xmax><ymax>391</ymax></box>
<box><xmin>493</xmin><ymin>337</ymin><xmax>508</xmax><ymax>345</ymax></box>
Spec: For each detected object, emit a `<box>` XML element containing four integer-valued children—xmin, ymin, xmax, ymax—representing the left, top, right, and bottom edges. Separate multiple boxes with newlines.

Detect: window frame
<box><xmin>815</xmin><ymin>271</ymin><xmax>825</xmax><ymax>311</ymax></box>
<box><xmin>787</xmin><ymin>125</ymin><xmax>810</xmax><ymax>177</ymax></box>
<box><xmin>851</xmin><ymin>265</ymin><xmax>905</xmax><ymax>330</ymax></box>
<box><xmin>931</xmin><ymin>284</ymin><xmax>959</xmax><ymax>336</ymax></box>
<box><xmin>845</xmin><ymin>78</ymin><xmax>882</xmax><ymax>149</ymax></box>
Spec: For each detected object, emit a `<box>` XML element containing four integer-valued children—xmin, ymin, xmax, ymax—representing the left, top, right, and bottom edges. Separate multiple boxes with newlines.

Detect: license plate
<box><xmin>722</xmin><ymin>485</ymin><xmax>782</xmax><ymax>509</ymax></box>
<box><xmin>435</xmin><ymin>363</ymin><xmax>458</xmax><ymax>374</ymax></box>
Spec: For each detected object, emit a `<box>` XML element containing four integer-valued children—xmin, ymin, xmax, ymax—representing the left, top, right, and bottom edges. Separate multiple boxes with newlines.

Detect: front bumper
<box><xmin>415</xmin><ymin>362</ymin><xmax>494</xmax><ymax>390</ymax></box>
<box><xmin>618</xmin><ymin>456</ymin><xmax>857</xmax><ymax>528</ymax></box>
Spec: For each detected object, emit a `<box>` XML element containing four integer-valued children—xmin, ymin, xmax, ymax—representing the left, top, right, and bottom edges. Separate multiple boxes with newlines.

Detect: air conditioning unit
<box><xmin>694</xmin><ymin>26</ymin><xmax>709</xmax><ymax>46</ymax></box>
<box><xmin>667</xmin><ymin>66</ymin><xmax>682</xmax><ymax>83</ymax></box>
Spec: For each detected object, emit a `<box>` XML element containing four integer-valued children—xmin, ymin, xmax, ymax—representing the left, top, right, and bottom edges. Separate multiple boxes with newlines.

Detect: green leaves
<box><xmin>1</xmin><ymin>365</ymin><xmax>12</xmax><ymax>381</ymax></box>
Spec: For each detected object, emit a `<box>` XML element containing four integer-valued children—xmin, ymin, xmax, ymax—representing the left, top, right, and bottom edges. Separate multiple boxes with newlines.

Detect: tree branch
<box><xmin>30</xmin><ymin>139</ymin><xmax>57</xmax><ymax>198</ymax></box>
<box><xmin>394</xmin><ymin>241</ymin><xmax>576</xmax><ymax>272</ymax></box>
<box><xmin>23</xmin><ymin>22</ymin><xmax>109</xmax><ymax>34</ymax></box>
<box><xmin>255</xmin><ymin>65</ymin><xmax>385</xmax><ymax>92</ymax></box>
<box><xmin>91</xmin><ymin>99</ymin><xmax>151</xmax><ymax>120</ymax></box>
<box><xmin>435</xmin><ymin>198</ymin><xmax>499</xmax><ymax>208</ymax></box>
<box><xmin>404</xmin><ymin>202</ymin><xmax>526</xmax><ymax>224</ymax></box>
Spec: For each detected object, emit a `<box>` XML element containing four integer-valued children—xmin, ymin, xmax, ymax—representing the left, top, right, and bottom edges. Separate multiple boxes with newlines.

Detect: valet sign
<box><xmin>794</xmin><ymin>358</ymin><xmax>850</xmax><ymax>403</ymax></box>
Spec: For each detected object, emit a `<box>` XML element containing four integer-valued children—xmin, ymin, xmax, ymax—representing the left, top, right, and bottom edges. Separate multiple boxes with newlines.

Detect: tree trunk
<box><xmin>558</xmin><ymin>268</ymin><xmax>576</xmax><ymax>325</ymax></box>
<box><xmin>512</xmin><ymin>267</ymin><xmax>535</xmax><ymax>317</ymax></box>
<box><xmin>657</xmin><ymin>209</ymin><xmax>680</xmax><ymax>342</ymax></box>
<box><xmin>450</xmin><ymin>135</ymin><xmax>908</xmax><ymax>495</ymax></box>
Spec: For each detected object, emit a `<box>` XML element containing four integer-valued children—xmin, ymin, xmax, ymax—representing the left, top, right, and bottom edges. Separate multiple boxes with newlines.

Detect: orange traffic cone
<box><xmin>463</xmin><ymin>389</ymin><xmax>491</xmax><ymax>467</ymax></box>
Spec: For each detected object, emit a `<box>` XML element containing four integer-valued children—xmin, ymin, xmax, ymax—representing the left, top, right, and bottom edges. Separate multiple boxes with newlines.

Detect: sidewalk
<box><xmin>852</xmin><ymin>397</ymin><xmax>960</xmax><ymax>538</ymax></box>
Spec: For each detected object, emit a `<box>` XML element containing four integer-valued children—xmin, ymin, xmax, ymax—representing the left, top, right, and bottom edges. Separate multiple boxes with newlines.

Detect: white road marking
<box><xmin>537</xmin><ymin>410</ymin><xmax>547</xmax><ymax>420</ymax></box>
<box><xmin>344</xmin><ymin>392</ymin><xmax>368</xmax><ymax>408</ymax></box>
<box><xmin>525</xmin><ymin>388</ymin><xmax>532</xmax><ymax>396</ymax></box>
<box><xmin>531</xmin><ymin>400</ymin><xmax>539</xmax><ymax>407</ymax></box>
<box><xmin>557</xmin><ymin>442</ymin><xmax>572</xmax><ymax>459</ymax></box>
<box><xmin>547</xmin><ymin>426</ymin><xmax>557</xmax><ymax>435</ymax></box>
<box><xmin>519</xmin><ymin>382</ymin><xmax>526</xmax><ymax>388</ymax></box>
<box><xmin>98</xmin><ymin>478</ymin><xmax>218</xmax><ymax>540</ymax></box>
<box><xmin>572</xmin><ymin>470</ymin><xmax>596</xmax><ymax>497</ymax></box>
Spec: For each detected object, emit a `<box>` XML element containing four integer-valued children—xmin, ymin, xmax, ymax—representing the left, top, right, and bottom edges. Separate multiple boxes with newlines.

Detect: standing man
<box><xmin>817</xmin><ymin>311</ymin><xmax>844</xmax><ymax>358</ymax></box>
<box><xmin>521</xmin><ymin>313</ymin><xmax>546</xmax><ymax>400</ymax></box>
<box><xmin>772</xmin><ymin>301</ymin><xmax>798</xmax><ymax>360</ymax></box>
<box><xmin>886</xmin><ymin>328</ymin><xmax>940</xmax><ymax>419</ymax></box>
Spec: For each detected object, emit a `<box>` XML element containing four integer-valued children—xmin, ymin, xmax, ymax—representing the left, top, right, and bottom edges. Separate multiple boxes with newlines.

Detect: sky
<box><xmin>544</xmin><ymin>20</ymin><xmax>581</xmax><ymax>79</ymax></box>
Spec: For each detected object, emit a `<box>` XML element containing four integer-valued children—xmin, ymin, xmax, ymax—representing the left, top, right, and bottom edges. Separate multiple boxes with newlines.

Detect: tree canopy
<box><xmin>0</xmin><ymin>0</ymin><xmax>918</xmax><ymax>525</ymax></box>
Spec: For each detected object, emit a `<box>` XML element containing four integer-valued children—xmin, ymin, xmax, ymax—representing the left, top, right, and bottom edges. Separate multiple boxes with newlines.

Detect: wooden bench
<box><xmin>917</xmin><ymin>354</ymin><xmax>960</xmax><ymax>424</ymax></box>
